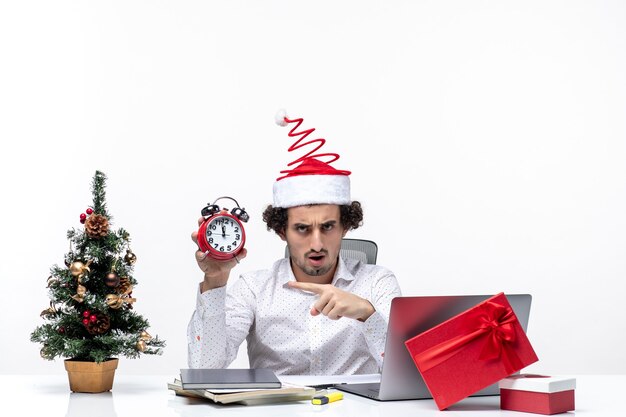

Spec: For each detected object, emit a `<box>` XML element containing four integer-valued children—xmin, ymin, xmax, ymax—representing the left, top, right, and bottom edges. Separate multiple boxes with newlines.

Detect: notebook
<box><xmin>179</xmin><ymin>368</ymin><xmax>282</xmax><ymax>390</ymax></box>
<box><xmin>336</xmin><ymin>294</ymin><xmax>533</xmax><ymax>401</ymax></box>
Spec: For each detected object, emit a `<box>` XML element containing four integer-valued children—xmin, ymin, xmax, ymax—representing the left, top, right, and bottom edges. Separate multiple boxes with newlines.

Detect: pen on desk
<box><xmin>312</xmin><ymin>391</ymin><xmax>343</xmax><ymax>405</ymax></box>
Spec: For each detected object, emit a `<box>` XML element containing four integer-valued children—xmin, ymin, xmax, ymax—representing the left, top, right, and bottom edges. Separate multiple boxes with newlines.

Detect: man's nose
<box><xmin>310</xmin><ymin>230</ymin><xmax>323</xmax><ymax>252</ymax></box>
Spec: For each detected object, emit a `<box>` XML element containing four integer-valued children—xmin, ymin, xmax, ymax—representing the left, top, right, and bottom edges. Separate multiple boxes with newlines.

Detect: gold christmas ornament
<box><xmin>69</xmin><ymin>260</ymin><xmax>92</xmax><ymax>278</ymax></box>
<box><xmin>124</xmin><ymin>249</ymin><xmax>137</xmax><ymax>265</ymax></box>
<box><xmin>136</xmin><ymin>340</ymin><xmax>147</xmax><ymax>352</ymax></box>
<box><xmin>139</xmin><ymin>330</ymin><xmax>152</xmax><ymax>341</ymax></box>
<box><xmin>105</xmin><ymin>286</ymin><xmax>136</xmax><ymax>309</ymax></box>
<box><xmin>40</xmin><ymin>302</ymin><xmax>58</xmax><ymax>318</ymax></box>
<box><xmin>69</xmin><ymin>260</ymin><xmax>92</xmax><ymax>302</ymax></box>
<box><xmin>85</xmin><ymin>214</ymin><xmax>109</xmax><ymax>239</ymax></box>
<box><xmin>46</xmin><ymin>276</ymin><xmax>58</xmax><ymax>288</ymax></box>
<box><xmin>40</xmin><ymin>347</ymin><xmax>51</xmax><ymax>359</ymax></box>
<box><xmin>71</xmin><ymin>283</ymin><xmax>87</xmax><ymax>303</ymax></box>
<box><xmin>105</xmin><ymin>294</ymin><xmax>123</xmax><ymax>309</ymax></box>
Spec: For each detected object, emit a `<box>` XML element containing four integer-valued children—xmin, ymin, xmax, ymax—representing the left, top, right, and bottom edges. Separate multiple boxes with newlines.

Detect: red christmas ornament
<box><xmin>89</xmin><ymin>314</ymin><xmax>97</xmax><ymax>323</ymax></box>
<box><xmin>80</xmin><ymin>213</ymin><xmax>87</xmax><ymax>221</ymax></box>
<box><xmin>82</xmin><ymin>318</ymin><xmax>89</xmax><ymax>325</ymax></box>
<box><xmin>86</xmin><ymin>208</ymin><xmax>93</xmax><ymax>215</ymax></box>
<box><xmin>82</xmin><ymin>310</ymin><xmax>90</xmax><ymax>318</ymax></box>
<box><xmin>58</xmin><ymin>326</ymin><xmax>65</xmax><ymax>334</ymax></box>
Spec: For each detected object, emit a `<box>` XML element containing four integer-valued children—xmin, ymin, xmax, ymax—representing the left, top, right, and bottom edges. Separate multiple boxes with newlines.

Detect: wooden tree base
<box><xmin>64</xmin><ymin>358</ymin><xmax>119</xmax><ymax>393</ymax></box>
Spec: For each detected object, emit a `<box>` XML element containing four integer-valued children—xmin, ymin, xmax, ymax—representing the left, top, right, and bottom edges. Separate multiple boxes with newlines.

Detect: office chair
<box><xmin>284</xmin><ymin>238</ymin><xmax>378</xmax><ymax>265</ymax></box>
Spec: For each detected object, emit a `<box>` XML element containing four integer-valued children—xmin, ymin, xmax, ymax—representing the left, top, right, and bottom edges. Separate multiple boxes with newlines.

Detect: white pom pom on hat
<box><xmin>274</xmin><ymin>109</ymin><xmax>288</xmax><ymax>127</ymax></box>
<box><xmin>272</xmin><ymin>109</ymin><xmax>351</xmax><ymax>208</ymax></box>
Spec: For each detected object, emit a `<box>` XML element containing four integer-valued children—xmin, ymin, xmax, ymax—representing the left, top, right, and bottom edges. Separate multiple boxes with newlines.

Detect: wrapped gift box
<box><xmin>499</xmin><ymin>374</ymin><xmax>576</xmax><ymax>415</ymax></box>
<box><xmin>404</xmin><ymin>292</ymin><xmax>539</xmax><ymax>410</ymax></box>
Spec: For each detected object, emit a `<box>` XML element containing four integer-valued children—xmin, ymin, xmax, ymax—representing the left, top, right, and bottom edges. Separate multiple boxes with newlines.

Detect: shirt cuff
<box><xmin>196</xmin><ymin>284</ymin><xmax>227</xmax><ymax>318</ymax></box>
<box><xmin>350</xmin><ymin>309</ymin><xmax>387</xmax><ymax>338</ymax></box>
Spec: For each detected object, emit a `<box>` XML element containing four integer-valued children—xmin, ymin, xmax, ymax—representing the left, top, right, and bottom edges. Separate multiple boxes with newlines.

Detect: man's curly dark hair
<box><xmin>262</xmin><ymin>201</ymin><xmax>364</xmax><ymax>236</ymax></box>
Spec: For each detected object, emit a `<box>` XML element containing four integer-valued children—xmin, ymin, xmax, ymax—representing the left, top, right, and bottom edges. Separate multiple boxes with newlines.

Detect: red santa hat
<box><xmin>273</xmin><ymin>109</ymin><xmax>351</xmax><ymax>208</ymax></box>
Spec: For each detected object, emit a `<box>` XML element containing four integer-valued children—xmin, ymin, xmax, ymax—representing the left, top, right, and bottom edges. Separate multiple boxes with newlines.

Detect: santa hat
<box><xmin>273</xmin><ymin>109</ymin><xmax>351</xmax><ymax>208</ymax></box>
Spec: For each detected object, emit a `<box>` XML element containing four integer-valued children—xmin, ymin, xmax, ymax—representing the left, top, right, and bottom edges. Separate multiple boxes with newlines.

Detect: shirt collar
<box><xmin>332</xmin><ymin>257</ymin><xmax>357</xmax><ymax>284</ymax></box>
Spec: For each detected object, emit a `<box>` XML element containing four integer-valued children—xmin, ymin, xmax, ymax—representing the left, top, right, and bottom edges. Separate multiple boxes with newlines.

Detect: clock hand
<box><xmin>222</xmin><ymin>225</ymin><xmax>226</xmax><ymax>238</ymax></box>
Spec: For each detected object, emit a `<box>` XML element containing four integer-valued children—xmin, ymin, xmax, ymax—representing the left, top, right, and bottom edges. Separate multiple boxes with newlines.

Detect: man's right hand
<box><xmin>192</xmin><ymin>217</ymin><xmax>247</xmax><ymax>293</ymax></box>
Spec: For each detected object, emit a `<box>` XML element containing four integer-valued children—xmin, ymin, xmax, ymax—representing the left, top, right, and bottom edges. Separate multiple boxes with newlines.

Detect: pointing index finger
<box><xmin>288</xmin><ymin>281</ymin><xmax>324</xmax><ymax>294</ymax></box>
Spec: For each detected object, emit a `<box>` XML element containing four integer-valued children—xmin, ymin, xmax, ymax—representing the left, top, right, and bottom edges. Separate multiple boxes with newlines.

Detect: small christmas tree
<box><xmin>31</xmin><ymin>171</ymin><xmax>165</xmax><ymax>363</ymax></box>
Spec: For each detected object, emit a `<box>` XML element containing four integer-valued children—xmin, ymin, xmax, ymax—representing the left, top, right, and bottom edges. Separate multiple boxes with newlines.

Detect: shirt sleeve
<box><xmin>186</xmin><ymin>277</ymin><xmax>256</xmax><ymax>368</ymax></box>
<box><xmin>350</xmin><ymin>270</ymin><xmax>402</xmax><ymax>371</ymax></box>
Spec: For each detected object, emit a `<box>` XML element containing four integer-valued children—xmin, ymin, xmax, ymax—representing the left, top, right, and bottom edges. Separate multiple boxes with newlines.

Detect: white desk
<box><xmin>1</xmin><ymin>374</ymin><xmax>622</xmax><ymax>416</ymax></box>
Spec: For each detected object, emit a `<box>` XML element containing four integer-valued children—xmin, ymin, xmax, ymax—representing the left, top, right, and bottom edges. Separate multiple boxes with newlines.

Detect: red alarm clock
<box><xmin>197</xmin><ymin>196</ymin><xmax>249</xmax><ymax>261</ymax></box>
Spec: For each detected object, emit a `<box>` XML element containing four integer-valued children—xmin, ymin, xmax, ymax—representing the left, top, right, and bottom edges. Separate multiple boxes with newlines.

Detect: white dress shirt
<box><xmin>187</xmin><ymin>257</ymin><xmax>402</xmax><ymax>375</ymax></box>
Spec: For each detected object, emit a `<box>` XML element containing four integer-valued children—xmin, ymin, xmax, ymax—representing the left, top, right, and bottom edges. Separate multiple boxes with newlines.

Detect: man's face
<box><xmin>283</xmin><ymin>204</ymin><xmax>346</xmax><ymax>282</ymax></box>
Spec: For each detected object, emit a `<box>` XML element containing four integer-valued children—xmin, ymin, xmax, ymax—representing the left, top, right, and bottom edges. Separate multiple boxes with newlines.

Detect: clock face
<box><xmin>204</xmin><ymin>215</ymin><xmax>244</xmax><ymax>254</ymax></box>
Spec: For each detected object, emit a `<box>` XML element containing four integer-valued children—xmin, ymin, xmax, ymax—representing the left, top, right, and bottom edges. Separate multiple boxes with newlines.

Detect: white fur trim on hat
<box><xmin>273</xmin><ymin>174</ymin><xmax>351</xmax><ymax>208</ymax></box>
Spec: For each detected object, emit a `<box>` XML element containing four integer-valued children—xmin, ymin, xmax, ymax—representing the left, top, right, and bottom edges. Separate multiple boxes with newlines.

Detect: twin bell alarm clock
<box><xmin>197</xmin><ymin>196</ymin><xmax>249</xmax><ymax>261</ymax></box>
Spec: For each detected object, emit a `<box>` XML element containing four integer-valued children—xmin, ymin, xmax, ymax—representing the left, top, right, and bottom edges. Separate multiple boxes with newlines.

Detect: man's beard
<box><xmin>292</xmin><ymin>249</ymin><xmax>333</xmax><ymax>277</ymax></box>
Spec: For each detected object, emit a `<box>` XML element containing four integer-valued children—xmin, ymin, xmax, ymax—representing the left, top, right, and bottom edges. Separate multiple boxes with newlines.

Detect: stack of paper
<box><xmin>168</xmin><ymin>378</ymin><xmax>315</xmax><ymax>405</ymax></box>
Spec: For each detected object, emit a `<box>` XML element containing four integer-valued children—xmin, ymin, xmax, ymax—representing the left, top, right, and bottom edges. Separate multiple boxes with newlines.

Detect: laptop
<box><xmin>336</xmin><ymin>294</ymin><xmax>533</xmax><ymax>401</ymax></box>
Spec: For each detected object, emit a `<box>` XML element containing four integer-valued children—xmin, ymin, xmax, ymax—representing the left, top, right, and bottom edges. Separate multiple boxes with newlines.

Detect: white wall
<box><xmin>1</xmin><ymin>1</ymin><xmax>624</xmax><ymax>375</ymax></box>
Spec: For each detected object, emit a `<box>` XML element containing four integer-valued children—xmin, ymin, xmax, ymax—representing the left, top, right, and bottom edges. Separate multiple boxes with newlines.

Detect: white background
<box><xmin>1</xmin><ymin>1</ymin><xmax>624</xmax><ymax>376</ymax></box>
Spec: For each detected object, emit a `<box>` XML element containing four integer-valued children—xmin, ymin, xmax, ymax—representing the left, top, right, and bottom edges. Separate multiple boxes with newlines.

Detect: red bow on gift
<box><xmin>413</xmin><ymin>301</ymin><xmax>524</xmax><ymax>375</ymax></box>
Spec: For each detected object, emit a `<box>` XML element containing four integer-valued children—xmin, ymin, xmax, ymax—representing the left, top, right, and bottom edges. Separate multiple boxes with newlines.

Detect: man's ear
<box><xmin>278</xmin><ymin>230</ymin><xmax>287</xmax><ymax>242</ymax></box>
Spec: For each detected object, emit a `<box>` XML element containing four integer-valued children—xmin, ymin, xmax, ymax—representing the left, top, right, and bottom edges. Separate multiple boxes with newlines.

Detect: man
<box><xmin>187</xmin><ymin>111</ymin><xmax>401</xmax><ymax>375</ymax></box>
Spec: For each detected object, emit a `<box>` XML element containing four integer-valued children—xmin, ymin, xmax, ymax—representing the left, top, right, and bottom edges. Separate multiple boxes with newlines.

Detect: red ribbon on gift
<box><xmin>412</xmin><ymin>301</ymin><xmax>524</xmax><ymax>375</ymax></box>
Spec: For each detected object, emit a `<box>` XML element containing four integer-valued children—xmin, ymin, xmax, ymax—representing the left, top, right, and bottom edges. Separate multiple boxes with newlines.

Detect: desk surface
<box><xmin>1</xmin><ymin>374</ymin><xmax>622</xmax><ymax>416</ymax></box>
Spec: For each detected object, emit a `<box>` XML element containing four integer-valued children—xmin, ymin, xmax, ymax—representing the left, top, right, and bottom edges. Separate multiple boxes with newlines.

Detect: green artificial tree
<box><xmin>31</xmin><ymin>171</ymin><xmax>165</xmax><ymax>364</ymax></box>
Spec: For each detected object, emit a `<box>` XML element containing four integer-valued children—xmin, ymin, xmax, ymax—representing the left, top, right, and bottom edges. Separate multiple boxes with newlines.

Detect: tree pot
<box><xmin>64</xmin><ymin>358</ymin><xmax>119</xmax><ymax>393</ymax></box>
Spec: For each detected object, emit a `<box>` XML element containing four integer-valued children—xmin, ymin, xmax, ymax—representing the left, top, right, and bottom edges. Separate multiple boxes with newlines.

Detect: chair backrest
<box><xmin>284</xmin><ymin>238</ymin><xmax>378</xmax><ymax>265</ymax></box>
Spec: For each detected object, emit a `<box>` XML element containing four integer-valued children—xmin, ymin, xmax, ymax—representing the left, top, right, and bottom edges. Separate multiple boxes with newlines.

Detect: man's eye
<box><xmin>296</xmin><ymin>226</ymin><xmax>309</xmax><ymax>233</ymax></box>
<box><xmin>322</xmin><ymin>224</ymin><xmax>334</xmax><ymax>231</ymax></box>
